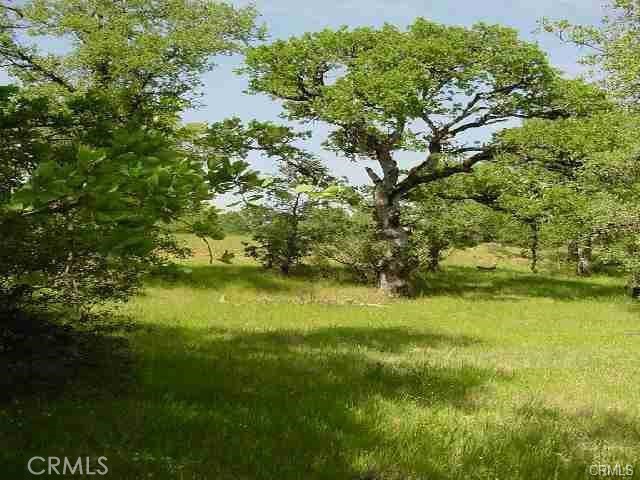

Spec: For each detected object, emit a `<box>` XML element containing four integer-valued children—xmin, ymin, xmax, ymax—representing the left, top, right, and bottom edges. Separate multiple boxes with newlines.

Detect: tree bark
<box><xmin>280</xmin><ymin>262</ymin><xmax>291</xmax><ymax>275</ymax></box>
<box><xmin>576</xmin><ymin>238</ymin><xmax>592</xmax><ymax>277</ymax></box>
<box><xmin>373</xmin><ymin>184</ymin><xmax>416</xmax><ymax>296</ymax></box>
<box><xmin>426</xmin><ymin>244</ymin><xmax>442</xmax><ymax>272</ymax></box>
<box><xmin>201</xmin><ymin>237</ymin><xmax>214</xmax><ymax>265</ymax></box>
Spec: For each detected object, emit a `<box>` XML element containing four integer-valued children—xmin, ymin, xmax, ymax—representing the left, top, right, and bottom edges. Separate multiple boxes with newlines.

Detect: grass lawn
<box><xmin>2</xmin><ymin>236</ymin><xmax>640</xmax><ymax>479</ymax></box>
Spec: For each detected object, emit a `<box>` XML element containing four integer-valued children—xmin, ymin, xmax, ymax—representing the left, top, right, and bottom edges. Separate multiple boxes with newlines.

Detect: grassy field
<box><xmin>2</xmin><ymin>236</ymin><xmax>640</xmax><ymax>479</ymax></box>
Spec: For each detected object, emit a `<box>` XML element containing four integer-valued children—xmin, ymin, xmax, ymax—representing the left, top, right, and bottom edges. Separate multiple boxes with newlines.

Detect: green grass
<box><xmin>2</xmin><ymin>237</ymin><xmax>640</xmax><ymax>479</ymax></box>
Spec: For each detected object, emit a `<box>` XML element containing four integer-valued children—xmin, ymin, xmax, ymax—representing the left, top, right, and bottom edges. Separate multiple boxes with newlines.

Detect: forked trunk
<box><xmin>373</xmin><ymin>185</ymin><xmax>415</xmax><ymax>296</ymax></box>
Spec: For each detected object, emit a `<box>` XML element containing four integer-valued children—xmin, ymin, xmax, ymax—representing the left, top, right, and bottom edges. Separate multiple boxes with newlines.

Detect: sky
<box><xmin>1</xmin><ymin>0</ymin><xmax>608</xmax><ymax>189</ymax></box>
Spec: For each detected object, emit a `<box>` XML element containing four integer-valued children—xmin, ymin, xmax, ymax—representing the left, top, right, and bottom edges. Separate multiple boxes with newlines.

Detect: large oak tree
<box><xmin>242</xmin><ymin>19</ymin><xmax>598</xmax><ymax>295</ymax></box>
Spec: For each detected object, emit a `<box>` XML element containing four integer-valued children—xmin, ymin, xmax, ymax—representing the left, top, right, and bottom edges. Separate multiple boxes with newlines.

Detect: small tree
<box><xmin>200</xmin><ymin>116</ymin><xmax>360</xmax><ymax>274</ymax></box>
<box><xmin>242</xmin><ymin>159</ymin><xmax>338</xmax><ymax>275</ymax></box>
<box><xmin>244</xmin><ymin>205</ymin><xmax>308</xmax><ymax>274</ymax></box>
<box><xmin>177</xmin><ymin>206</ymin><xmax>225</xmax><ymax>265</ymax></box>
<box><xmin>242</xmin><ymin>19</ymin><xmax>601</xmax><ymax>295</ymax></box>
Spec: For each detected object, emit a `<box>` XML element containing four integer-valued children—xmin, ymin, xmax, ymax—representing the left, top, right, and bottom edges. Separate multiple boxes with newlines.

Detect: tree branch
<box><xmin>437</xmin><ymin>190</ymin><xmax>508</xmax><ymax>213</ymax></box>
<box><xmin>393</xmin><ymin>147</ymin><xmax>496</xmax><ymax>199</ymax></box>
<box><xmin>1</xmin><ymin>46</ymin><xmax>75</xmax><ymax>92</ymax></box>
<box><xmin>0</xmin><ymin>4</ymin><xmax>25</xmax><ymax>18</ymax></box>
<box><xmin>448</xmin><ymin>112</ymin><xmax>511</xmax><ymax>136</ymax></box>
<box><xmin>365</xmin><ymin>166</ymin><xmax>382</xmax><ymax>185</ymax></box>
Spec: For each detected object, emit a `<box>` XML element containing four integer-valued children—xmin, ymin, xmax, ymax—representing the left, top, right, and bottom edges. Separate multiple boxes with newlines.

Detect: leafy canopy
<box><xmin>1</xmin><ymin>0</ymin><xmax>261</xmax><ymax>125</ymax></box>
<box><xmin>243</xmin><ymin>18</ymin><xmax>601</xmax><ymax>170</ymax></box>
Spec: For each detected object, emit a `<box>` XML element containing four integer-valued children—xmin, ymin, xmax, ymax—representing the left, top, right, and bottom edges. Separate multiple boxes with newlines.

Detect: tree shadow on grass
<box><xmin>236</xmin><ymin>326</ymin><xmax>481</xmax><ymax>352</ymax></box>
<box><xmin>0</xmin><ymin>325</ymin><xmax>493</xmax><ymax>479</ymax></box>
<box><xmin>148</xmin><ymin>263</ymin><xmax>626</xmax><ymax>304</ymax></box>
<box><xmin>416</xmin><ymin>266</ymin><xmax>624</xmax><ymax>302</ymax></box>
<box><xmin>146</xmin><ymin>264</ymin><xmax>297</xmax><ymax>293</ymax></box>
<box><xmin>0</xmin><ymin>312</ymin><xmax>134</xmax><ymax>403</ymax></box>
<box><xmin>123</xmin><ymin>325</ymin><xmax>497</xmax><ymax>479</ymax></box>
<box><xmin>3</xmin><ymin>323</ymin><xmax>638</xmax><ymax>479</ymax></box>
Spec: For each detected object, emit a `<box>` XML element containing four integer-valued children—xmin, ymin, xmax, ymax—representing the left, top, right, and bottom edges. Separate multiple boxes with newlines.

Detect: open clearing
<box><xmin>2</xmin><ymin>236</ymin><xmax>639</xmax><ymax>479</ymax></box>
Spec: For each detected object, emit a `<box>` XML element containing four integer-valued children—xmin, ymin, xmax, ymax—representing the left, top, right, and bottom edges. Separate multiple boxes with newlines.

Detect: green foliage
<box><xmin>187</xmin><ymin>208</ymin><xmax>224</xmax><ymax>242</ymax></box>
<box><xmin>243</xmin><ymin>18</ymin><xmax>599</xmax><ymax>156</ymax></box>
<box><xmin>201</xmin><ymin>117</ymin><xmax>317</xmax><ymax>196</ymax></box>
<box><xmin>173</xmin><ymin>206</ymin><xmax>225</xmax><ymax>264</ymax></box>
<box><xmin>199</xmin><ymin>116</ymin><xmax>356</xmax><ymax>275</ymax></box>
<box><xmin>0</xmin><ymin>85</ymin><xmax>67</xmax><ymax>202</ymax></box>
<box><xmin>406</xmin><ymin>194</ymin><xmax>502</xmax><ymax>271</ymax></box>
<box><xmin>484</xmin><ymin>111</ymin><xmax>640</xmax><ymax>280</ymax></box>
<box><xmin>0</xmin><ymin>0</ymin><xmax>261</xmax><ymax>315</ymax></box>
<box><xmin>1</xmin><ymin>0</ymin><xmax>261</xmax><ymax>125</ymax></box>
<box><xmin>312</xmin><ymin>208</ymin><xmax>387</xmax><ymax>283</ymax></box>
<box><xmin>218</xmin><ymin>210</ymin><xmax>252</xmax><ymax>235</ymax></box>
<box><xmin>542</xmin><ymin>1</ymin><xmax>640</xmax><ymax>106</ymax></box>
<box><xmin>0</xmin><ymin>92</ymin><xmax>204</xmax><ymax>313</ymax></box>
<box><xmin>243</xmin><ymin>206</ymin><xmax>307</xmax><ymax>274</ymax></box>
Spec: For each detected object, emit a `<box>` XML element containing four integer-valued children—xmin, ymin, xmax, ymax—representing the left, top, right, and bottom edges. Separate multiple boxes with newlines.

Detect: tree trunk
<box><xmin>201</xmin><ymin>237</ymin><xmax>214</xmax><ymax>265</ymax></box>
<box><xmin>366</xmin><ymin>143</ymin><xmax>419</xmax><ymax>297</ymax></box>
<box><xmin>567</xmin><ymin>240</ymin><xmax>579</xmax><ymax>263</ymax></box>
<box><xmin>529</xmin><ymin>221</ymin><xmax>540</xmax><ymax>274</ymax></box>
<box><xmin>281</xmin><ymin>193</ymin><xmax>302</xmax><ymax>277</ymax></box>
<box><xmin>373</xmin><ymin>185</ymin><xmax>415</xmax><ymax>296</ymax></box>
<box><xmin>426</xmin><ymin>244</ymin><xmax>442</xmax><ymax>272</ymax></box>
<box><xmin>576</xmin><ymin>238</ymin><xmax>592</xmax><ymax>277</ymax></box>
<box><xmin>280</xmin><ymin>261</ymin><xmax>291</xmax><ymax>275</ymax></box>
<box><xmin>628</xmin><ymin>272</ymin><xmax>640</xmax><ymax>299</ymax></box>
